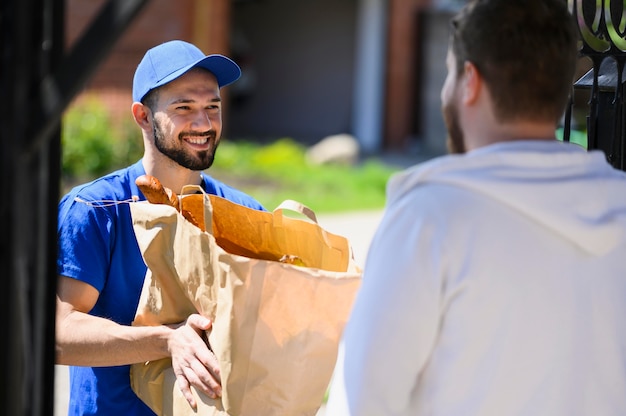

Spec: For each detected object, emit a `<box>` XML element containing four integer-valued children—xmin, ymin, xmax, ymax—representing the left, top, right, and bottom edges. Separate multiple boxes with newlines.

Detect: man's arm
<box><xmin>55</xmin><ymin>275</ymin><xmax>222</xmax><ymax>408</ymax></box>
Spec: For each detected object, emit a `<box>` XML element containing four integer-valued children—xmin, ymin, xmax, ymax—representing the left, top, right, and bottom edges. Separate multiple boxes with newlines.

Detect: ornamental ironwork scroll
<box><xmin>569</xmin><ymin>0</ymin><xmax>626</xmax><ymax>170</ymax></box>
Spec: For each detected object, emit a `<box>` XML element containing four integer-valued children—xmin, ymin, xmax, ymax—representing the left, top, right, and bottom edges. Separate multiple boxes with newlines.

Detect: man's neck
<box><xmin>465</xmin><ymin>119</ymin><xmax>558</xmax><ymax>152</ymax></box>
<box><xmin>141</xmin><ymin>153</ymin><xmax>203</xmax><ymax>194</ymax></box>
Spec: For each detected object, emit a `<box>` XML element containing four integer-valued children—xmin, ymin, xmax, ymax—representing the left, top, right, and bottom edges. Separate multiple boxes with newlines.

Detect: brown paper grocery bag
<box><xmin>129</xmin><ymin>189</ymin><xmax>362</xmax><ymax>416</ymax></box>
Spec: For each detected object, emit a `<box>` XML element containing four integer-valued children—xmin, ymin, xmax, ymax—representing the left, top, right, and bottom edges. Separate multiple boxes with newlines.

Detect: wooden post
<box><xmin>191</xmin><ymin>0</ymin><xmax>234</xmax><ymax>130</ymax></box>
<box><xmin>384</xmin><ymin>0</ymin><xmax>430</xmax><ymax>150</ymax></box>
<box><xmin>192</xmin><ymin>0</ymin><xmax>230</xmax><ymax>55</ymax></box>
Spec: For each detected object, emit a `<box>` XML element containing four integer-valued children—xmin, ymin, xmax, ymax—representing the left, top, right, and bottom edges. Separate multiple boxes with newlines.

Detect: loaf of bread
<box><xmin>135</xmin><ymin>174</ymin><xmax>206</xmax><ymax>230</ymax></box>
<box><xmin>135</xmin><ymin>175</ymin><xmax>179</xmax><ymax>211</ymax></box>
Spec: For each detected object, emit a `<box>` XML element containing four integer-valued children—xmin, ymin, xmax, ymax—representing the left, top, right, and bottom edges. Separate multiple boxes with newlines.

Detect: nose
<box><xmin>192</xmin><ymin>110</ymin><xmax>212</xmax><ymax>130</ymax></box>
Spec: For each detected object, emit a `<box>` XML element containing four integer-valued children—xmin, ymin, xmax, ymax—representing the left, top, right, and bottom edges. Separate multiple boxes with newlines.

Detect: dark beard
<box><xmin>153</xmin><ymin>121</ymin><xmax>217</xmax><ymax>170</ymax></box>
<box><xmin>442</xmin><ymin>100</ymin><xmax>466</xmax><ymax>154</ymax></box>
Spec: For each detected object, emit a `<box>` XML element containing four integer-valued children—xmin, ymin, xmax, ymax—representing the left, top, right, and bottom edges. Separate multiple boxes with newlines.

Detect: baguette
<box><xmin>135</xmin><ymin>175</ymin><xmax>180</xmax><ymax>211</ymax></box>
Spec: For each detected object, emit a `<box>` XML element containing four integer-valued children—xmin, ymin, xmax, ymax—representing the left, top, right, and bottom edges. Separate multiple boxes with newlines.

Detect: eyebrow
<box><xmin>169</xmin><ymin>97</ymin><xmax>222</xmax><ymax>105</ymax></box>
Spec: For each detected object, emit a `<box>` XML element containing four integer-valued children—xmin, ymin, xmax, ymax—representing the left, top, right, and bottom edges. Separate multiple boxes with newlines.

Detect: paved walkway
<box><xmin>54</xmin><ymin>209</ymin><xmax>385</xmax><ymax>415</ymax></box>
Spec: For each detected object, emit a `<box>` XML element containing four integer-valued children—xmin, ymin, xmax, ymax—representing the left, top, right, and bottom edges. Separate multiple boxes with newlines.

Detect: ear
<box><xmin>131</xmin><ymin>102</ymin><xmax>152</xmax><ymax>131</ymax></box>
<box><xmin>461</xmin><ymin>61</ymin><xmax>481</xmax><ymax>105</ymax></box>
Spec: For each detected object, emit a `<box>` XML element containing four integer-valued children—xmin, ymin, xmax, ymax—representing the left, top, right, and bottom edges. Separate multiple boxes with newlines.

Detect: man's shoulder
<box><xmin>61</xmin><ymin>163</ymin><xmax>142</xmax><ymax>204</ymax></box>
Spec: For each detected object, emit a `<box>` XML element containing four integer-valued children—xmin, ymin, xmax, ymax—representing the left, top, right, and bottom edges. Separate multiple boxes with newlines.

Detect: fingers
<box><xmin>186</xmin><ymin>332</ymin><xmax>222</xmax><ymax>397</ymax></box>
<box><xmin>198</xmin><ymin>342</ymin><xmax>222</xmax><ymax>386</ymax></box>
<box><xmin>175</xmin><ymin>350</ymin><xmax>222</xmax><ymax>405</ymax></box>
<box><xmin>169</xmin><ymin>314</ymin><xmax>222</xmax><ymax>407</ymax></box>
<box><xmin>183</xmin><ymin>348</ymin><xmax>222</xmax><ymax>397</ymax></box>
<box><xmin>174</xmin><ymin>371</ymin><xmax>197</xmax><ymax>410</ymax></box>
<box><xmin>182</xmin><ymin>314</ymin><xmax>222</xmax><ymax>388</ymax></box>
<box><xmin>174</xmin><ymin>340</ymin><xmax>222</xmax><ymax>409</ymax></box>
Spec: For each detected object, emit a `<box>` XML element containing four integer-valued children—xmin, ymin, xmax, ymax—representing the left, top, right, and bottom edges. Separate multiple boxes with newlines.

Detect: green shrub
<box><xmin>61</xmin><ymin>97</ymin><xmax>142</xmax><ymax>181</ymax></box>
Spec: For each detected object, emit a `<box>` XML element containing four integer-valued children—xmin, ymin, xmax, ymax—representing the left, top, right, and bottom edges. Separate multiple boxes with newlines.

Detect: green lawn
<box><xmin>209</xmin><ymin>138</ymin><xmax>400</xmax><ymax>213</ymax></box>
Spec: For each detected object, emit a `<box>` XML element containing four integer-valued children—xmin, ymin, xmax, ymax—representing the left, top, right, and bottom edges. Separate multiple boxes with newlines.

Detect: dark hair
<box><xmin>450</xmin><ymin>0</ymin><xmax>579</xmax><ymax>123</ymax></box>
<box><xmin>141</xmin><ymin>88</ymin><xmax>160</xmax><ymax>113</ymax></box>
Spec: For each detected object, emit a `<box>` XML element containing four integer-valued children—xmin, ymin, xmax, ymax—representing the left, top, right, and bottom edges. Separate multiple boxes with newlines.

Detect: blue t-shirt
<box><xmin>57</xmin><ymin>160</ymin><xmax>265</xmax><ymax>415</ymax></box>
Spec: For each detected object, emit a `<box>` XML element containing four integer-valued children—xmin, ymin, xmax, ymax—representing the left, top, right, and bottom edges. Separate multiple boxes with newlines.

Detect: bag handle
<box><xmin>273</xmin><ymin>199</ymin><xmax>318</xmax><ymax>223</ymax></box>
<box><xmin>180</xmin><ymin>184</ymin><xmax>206</xmax><ymax>196</ymax></box>
<box><xmin>179</xmin><ymin>184</ymin><xmax>213</xmax><ymax>233</ymax></box>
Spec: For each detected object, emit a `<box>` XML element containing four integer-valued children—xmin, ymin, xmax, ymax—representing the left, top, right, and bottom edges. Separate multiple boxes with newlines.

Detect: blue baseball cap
<box><xmin>132</xmin><ymin>40</ymin><xmax>242</xmax><ymax>103</ymax></box>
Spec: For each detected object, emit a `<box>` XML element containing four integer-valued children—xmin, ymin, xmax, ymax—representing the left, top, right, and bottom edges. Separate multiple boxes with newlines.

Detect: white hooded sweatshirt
<box><xmin>326</xmin><ymin>140</ymin><xmax>626</xmax><ymax>416</ymax></box>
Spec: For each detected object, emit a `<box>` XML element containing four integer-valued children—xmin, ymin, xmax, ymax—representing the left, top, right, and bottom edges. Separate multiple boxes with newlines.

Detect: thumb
<box><xmin>187</xmin><ymin>313</ymin><xmax>212</xmax><ymax>330</ymax></box>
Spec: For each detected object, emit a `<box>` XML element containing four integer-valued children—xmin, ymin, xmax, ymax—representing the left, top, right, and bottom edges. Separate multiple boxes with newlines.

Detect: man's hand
<box><xmin>168</xmin><ymin>314</ymin><xmax>221</xmax><ymax>410</ymax></box>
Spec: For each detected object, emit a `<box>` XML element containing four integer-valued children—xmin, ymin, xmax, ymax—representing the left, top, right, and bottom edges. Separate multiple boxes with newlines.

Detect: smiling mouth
<box><xmin>185</xmin><ymin>136</ymin><xmax>209</xmax><ymax>145</ymax></box>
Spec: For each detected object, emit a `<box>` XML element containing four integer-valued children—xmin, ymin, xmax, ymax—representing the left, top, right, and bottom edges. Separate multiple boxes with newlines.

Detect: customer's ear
<box><xmin>462</xmin><ymin>61</ymin><xmax>481</xmax><ymax>106</ymax></box>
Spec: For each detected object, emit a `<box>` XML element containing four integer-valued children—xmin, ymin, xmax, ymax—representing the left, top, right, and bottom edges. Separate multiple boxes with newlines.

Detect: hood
<box><xmin>388</xmin><ymin>140</ymin><xmax>626</xmax><ymax>255</ymax></box>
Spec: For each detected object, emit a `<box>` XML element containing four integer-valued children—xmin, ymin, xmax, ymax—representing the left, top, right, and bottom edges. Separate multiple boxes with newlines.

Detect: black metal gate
<box><xmin>568</xmin><ymin>0</ymin><xmax>626</xmax><ymax>171</ymax></box>
<box><xmin>0</xmin><ymin>0</ymin><xmax>148</xmax><ymax>413</ymax></box>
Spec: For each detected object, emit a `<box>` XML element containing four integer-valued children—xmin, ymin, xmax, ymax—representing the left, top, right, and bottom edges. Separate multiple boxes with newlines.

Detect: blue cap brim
<box><xmin>151</xmin><ymin>54</ymin><xmax>241</xmax><ymax>93</ymax></box>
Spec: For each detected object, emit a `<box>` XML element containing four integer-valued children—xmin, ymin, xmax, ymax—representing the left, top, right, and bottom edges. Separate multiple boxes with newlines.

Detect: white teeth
<box><xmin>186</xmin><ymin>137</ymin><xmax>208</xmax><ymax>145</ymax></box>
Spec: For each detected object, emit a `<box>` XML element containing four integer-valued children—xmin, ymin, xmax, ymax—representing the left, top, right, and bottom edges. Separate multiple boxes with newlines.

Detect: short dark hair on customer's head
<box><xmin>450</xmin><ymin>0</ymin><xmax>579</xmax><ymax>123</ymax></box>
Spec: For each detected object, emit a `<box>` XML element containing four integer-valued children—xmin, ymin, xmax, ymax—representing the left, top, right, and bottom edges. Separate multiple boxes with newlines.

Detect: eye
<box><xmin>175</xmin><ymin>105</ymin><xmax>191</xmax><ymax>111</ymax></box>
